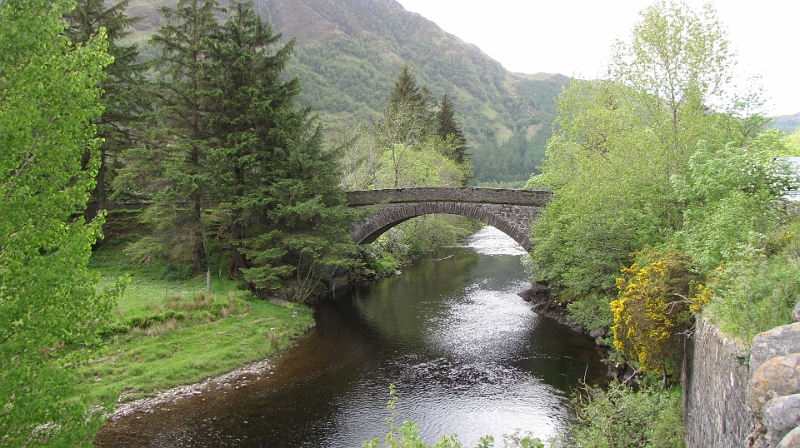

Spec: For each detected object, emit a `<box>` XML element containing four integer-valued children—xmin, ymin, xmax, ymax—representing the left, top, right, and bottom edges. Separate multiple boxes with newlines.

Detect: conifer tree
<box><xmin>389</xmin><ymin>64</ymin><xmax>424</xmax><ymax>106</ymax></box>
<box><xmin>64</xmin><ymin>0</ymin><xmax>148</xmax><ymax>219</ymax></box>
<box><xmin>206</xmin><ymin>0</ymin><xmax>356</xmax><ymax>296</ymax></box>
<box><xmin>146</xmin><ymin>0</ymin><xmax>221</xmax><ymax>276</ymax></box>
<box><xmin>387</xmin><ymin>64</ymin><xmax>436</xmax><ymax>132</ymax></box>
<box><xmin>379</xmin><ymin>65</ymin><xmax>436</xmax><ymax>187</ymax></box>
<box><xmin>436</xmin><ymin>93</ymin><xmax>469</xmax><ymax>165</ymax></box>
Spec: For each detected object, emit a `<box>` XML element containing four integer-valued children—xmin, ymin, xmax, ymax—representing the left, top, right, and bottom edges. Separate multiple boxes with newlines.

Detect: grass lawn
<box><xmin>76</xmin><ymin>230</ymin><xmax>315</xmax><ymax>405</ymax></box>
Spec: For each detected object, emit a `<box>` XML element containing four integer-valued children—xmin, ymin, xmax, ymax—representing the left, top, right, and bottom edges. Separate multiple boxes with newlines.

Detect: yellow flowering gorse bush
<box><xmin>611</xmin><ymin>250</ymin><xmax>700</xmax><ymax>375</ymax></box>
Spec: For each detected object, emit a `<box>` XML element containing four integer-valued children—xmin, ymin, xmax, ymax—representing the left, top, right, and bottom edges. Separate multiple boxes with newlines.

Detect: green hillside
<box><xmin>124</xmin><ymin>0</ymin><xmax>569</xmax><ymax>183</ymax></box>
<box><xmin>772</xmin><ymin>112</ymin><xmax>800</xmax><ymax>133</ymax></box>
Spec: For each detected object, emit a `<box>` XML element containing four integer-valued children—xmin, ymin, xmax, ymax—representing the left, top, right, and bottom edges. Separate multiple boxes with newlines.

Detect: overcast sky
<box><xmin>396</xmin><ymin>0</ymin><xmax>800</xmax><ymax>117</ymax></box>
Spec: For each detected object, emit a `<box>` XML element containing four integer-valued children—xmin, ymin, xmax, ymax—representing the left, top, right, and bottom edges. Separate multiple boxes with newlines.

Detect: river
<box><xmin>95</xmin><ymin>227</ymin><xmax>606</xmax><ymax>447</ymax></box>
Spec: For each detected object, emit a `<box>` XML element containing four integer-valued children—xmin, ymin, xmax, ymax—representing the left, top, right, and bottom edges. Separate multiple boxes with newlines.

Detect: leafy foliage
<box><xmin>566</xmin><ymin>294</ymin><xmax>615</xmax><ymax>333</ymax></box>
<box><xmin>527</xmin><ymin>0</ymin><xmax>770</xmax><ymax>313</ymax></box>
<box><xmin>671</xmin><ymin>130</ymin><xmax>796</xmax><ymax>272</ymax></box>
<box><xmin>610</xmin><ymin>250</ymin><xmax>701</xmax><ymax>377</ymax></box>
<box><xmin>702</xmin><ymin>232</ymin><xmax>800</xmax><ymax>345</ymax></box>
<box><xmin>553</xmin><ymin>381</ymin><xmax>685</xmax><ymax>448</ymax></box>
<box><xmin>0</xmin><ymin>0</ymin><xmax>123</xmax><ymax>443</ymax></box>
<box><xmin>528</xmin><ymin>78</ymin><xmax>680</xmax><ymax>297</ymax></box>
<box><xmin>525</xmin><ymin>2</ymin><xmax>800</xmax><ymax>392</ymax></box>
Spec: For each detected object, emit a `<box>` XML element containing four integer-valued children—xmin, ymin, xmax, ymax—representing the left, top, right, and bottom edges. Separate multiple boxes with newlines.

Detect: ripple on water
<box><xmin>465</xmin><ymin>227</ymin><xmax>527</xmax><ymax>256</ymax></box>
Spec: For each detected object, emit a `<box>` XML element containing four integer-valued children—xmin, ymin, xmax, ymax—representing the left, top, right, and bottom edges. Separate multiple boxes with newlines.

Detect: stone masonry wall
<box><xmin>347</xmin><ymin>188</ymin><xmax>549</xmax><ymax>251</ymax></box>
<box><xmin>683</xmin><ymin>317</ymin><xmax>752</xmax><ymax>448</ymax></box>
<box><xmin>684</xmin><ymin>316</ymin><xmax>800</xmax><ymax>447</ymax></box>
<box><xmin>349</xmin><ymin>201</ymin><xmax>541</xmax><ymax>250</ymax></box>
<box><xmin>346</xmin><ymin>187</ymin><xmax>553</xmax><ymax>207</ymax></box>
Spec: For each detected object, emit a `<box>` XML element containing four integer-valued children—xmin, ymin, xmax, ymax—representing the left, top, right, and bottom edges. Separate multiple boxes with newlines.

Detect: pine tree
<box><xmin>389</xmin><ymin>64</ymin><xmax>424</xmax><ymax>106</ymax></box>
<box><xmin>378</xmin><ymin>65</ymin><xmax>437</xmax><ymax>187</ymax></box>
<box><xmin>206</xmin><ymin>0</ymin><xmax>356</xmax><ymax>297</ymax></box>
<box><xmin>387</xmin><ymin>64</ymin><xmax>436</xmax><ymax>131</ymax></box>
<box><xmin>64</xmin><ymin>0</ymin><xmax>148</xmax><ymax>219</ymax></box>
<box><xmin>147</xmin><ymin>0</ymin><xmax>221</xmax><ymax>276</ymax></box>
<box><xmin>436</xmin><ymin>93</ymin><xmax>469</xmax><ymax>165</ymax></box>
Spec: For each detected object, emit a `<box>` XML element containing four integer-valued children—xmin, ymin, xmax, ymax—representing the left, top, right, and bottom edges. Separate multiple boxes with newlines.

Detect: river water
<box><xmin>96</xmin><ymin>227</ymin><xmax>606</xmax><ymax>447</ymax></box>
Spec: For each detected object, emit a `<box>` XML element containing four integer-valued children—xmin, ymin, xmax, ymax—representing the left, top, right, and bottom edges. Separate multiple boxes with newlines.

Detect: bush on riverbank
<box><xmin>551</xmin><ymin>381</ymin><xmax>684</xmax><ymax>448</ymax></box>
<box><xmin>701</xmin><ymin>226</ymin><xmax>800</xmax><ymax>345</ymax></box>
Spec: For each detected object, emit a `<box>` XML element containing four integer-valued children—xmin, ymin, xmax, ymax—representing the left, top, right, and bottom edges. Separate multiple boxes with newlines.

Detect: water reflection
<box><xmin>95</xmin><ymin>227</ymin><xmax>605</xmax><ymax>447</ymax></box>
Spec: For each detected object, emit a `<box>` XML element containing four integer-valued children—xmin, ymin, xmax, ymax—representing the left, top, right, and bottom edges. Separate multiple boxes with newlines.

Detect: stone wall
<box><xmin>683</xmin><ymin>317</ymin><xmax>752</xmax><ymax>448</ymax></box>
<box><xmin>684</xmin><ymin>317</ymin><xmax>800</xmax><ymax>447</ymax></box>
<box><xmin>346</xmin><ymin>187</ymin><xmax>552</xmax><ymax>207</ymax></box>
<box><xmin>350</xmin><ymin>201</ymin><xmax>542</xmax><ymax>250</ymax></box>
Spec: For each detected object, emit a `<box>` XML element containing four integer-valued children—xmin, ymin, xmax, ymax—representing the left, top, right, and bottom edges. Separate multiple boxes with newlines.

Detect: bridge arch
<box><xmin>347</xmin><ymin>188</ymin><xmax>552</xmax><ymax>252</ymax></box>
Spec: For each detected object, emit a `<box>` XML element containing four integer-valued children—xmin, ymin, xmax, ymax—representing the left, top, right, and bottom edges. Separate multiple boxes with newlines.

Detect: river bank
<box><xmin>107</xmin><ymin>356</ymin><xmax>276</xmax><ymax>421</ymax></box>
<box><xmin>77</xmin><ymin>241</ymin><xmax>317</xmax><ymax>411</ymax></box>
<box><xmin>94</xmin><ymin>228</ymin><xmax>610</xmax><ymax>447</ymax></box>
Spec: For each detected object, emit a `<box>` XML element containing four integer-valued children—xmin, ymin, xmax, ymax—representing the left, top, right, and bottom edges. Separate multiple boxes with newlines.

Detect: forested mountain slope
<box><xmin>126</xmin><ymin>0</ymin><xmax>568</xmax><ymax>183</ymax></box>
<box><xmin>773</xmin><ymin>112</ymin><xmax>800</xmax><ymax>133</ymax></box>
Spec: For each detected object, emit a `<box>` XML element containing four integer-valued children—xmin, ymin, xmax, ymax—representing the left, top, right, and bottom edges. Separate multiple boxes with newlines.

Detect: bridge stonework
<box><xmin>347</xmin><ymin>188</ymin><xmax>552</xmax><ymax>251</ymax></box>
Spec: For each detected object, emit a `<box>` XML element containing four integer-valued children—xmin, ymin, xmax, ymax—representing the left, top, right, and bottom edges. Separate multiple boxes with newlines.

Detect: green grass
<box><xmin>76</xmin><ymin>237</ymin><xmax>316</xmax><ymax>404</ymax></box>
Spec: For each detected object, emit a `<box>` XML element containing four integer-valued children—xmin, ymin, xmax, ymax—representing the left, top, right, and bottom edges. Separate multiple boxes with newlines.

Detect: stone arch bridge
<box><xmin>347</xmin><ymin>188</ymin><xmax>552</xmax><ymax>251</ymax></box>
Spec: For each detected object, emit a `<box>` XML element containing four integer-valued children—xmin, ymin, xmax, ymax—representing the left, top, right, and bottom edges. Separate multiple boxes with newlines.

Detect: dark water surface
<box><xmin>96</xmin><ymin>227</ymin><xmax>606</xmax><ymax>447</ymax></box>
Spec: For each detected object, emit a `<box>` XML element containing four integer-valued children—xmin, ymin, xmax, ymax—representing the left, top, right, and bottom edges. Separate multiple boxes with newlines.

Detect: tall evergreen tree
<box><xmin>64</xmin><ymin>0</ymin><xmax>148</xmax><ymax>219</ymax></box>
<box><xmin>147</xmin><ymin>0</ymin><xmax>221</xmax><ymax>276</ymax></box>
<box><xmin>387</xmin><ymin>64</ymin><xmax>436</xmax><ymax>130</ymax></box>
<box><xmin>436</xmin><ymin>93</ymin><xmax>469</xmax><ymax>165</ymax></box>
<box><xmin>206</xmin><ymin>0</ymin><xmax>356</xmax><ymax>297</ymax></box>
<box><xmin>389</xmin><ymin>64</ymin><xmax>424</xmax><ymax>106</ymax></box>
<box><xmin>378</xmin><ymin>65</ymin><xmax>437</xmax><ymax>187</ymax></box>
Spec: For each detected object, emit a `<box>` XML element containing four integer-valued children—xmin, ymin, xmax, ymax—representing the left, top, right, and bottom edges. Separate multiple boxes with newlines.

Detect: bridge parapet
<box><xmin>346</xmin><ymin>188</ymin><xmax>552</xmax><ymax>207</ymax></box>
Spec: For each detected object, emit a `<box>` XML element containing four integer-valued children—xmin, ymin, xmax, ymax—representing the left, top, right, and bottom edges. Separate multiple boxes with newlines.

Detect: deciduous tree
<box><xmin>528</xmin><ymin>0</ymin><xmax>760</xmax><ymax>298</ymax></box>
<box><xmin>0</xmin><ymin>0</ymin><xmax>121</xmax><ymax>443</ymax></box>
<box><xmin>610</xmin><ymin>0</ymin><xmax>734</xmax><ymax>168</ymax></box>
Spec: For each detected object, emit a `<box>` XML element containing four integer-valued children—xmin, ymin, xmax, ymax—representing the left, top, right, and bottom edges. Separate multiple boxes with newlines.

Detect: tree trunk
<box><xmin>226</xmin><ymin>223</ymin><xmax>248</xmax><ymax>279</ymax></box>
<box><xmin>192</xmin><ymin>192</ymin><xmax>206</xmax><ymax>277</ymax></box>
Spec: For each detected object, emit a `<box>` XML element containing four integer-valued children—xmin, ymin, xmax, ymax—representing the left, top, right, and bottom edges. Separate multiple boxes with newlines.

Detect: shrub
<box><xmin>704</xmin><ymin>251</ymin><xmax>800</xmax><ymax>345</ymax></box>
<box><xmin>566</xmin><ymin>293</ymin><xmax>614</xmax><ymax>332</ymax></box>
<box><xmin>98</xmin><ymin>309</ymin><xmax>189</xmax><ymax>337</ymax></box>
<box><xmin>552</xmin><ymin>381</ymin><xmax>684</xmax><ymax>448</ymax></box>
<box><xmin>610</xmin><ymin>249</ymin><xmax>702</xmax><ymax>382</ymax></box>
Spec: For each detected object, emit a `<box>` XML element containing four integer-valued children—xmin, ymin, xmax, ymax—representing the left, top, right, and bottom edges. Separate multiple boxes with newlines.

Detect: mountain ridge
<box><xmin>126</xmin><ymin>0</ymin><xmax>570</xmax><ymax>183</ymax></box>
